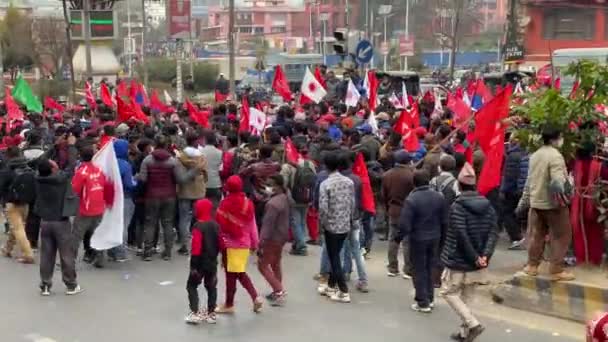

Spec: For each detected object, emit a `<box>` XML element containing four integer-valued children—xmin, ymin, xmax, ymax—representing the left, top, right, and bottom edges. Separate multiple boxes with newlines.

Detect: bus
<box><xmin>552</xmin><ymin>48</ymin><xmax>608</xmax><ymax>93</ymax></box>
<box><xmin>267</xmin><ymin>53</ymin><xmax>324</xmax><ymax>89</ymax></box>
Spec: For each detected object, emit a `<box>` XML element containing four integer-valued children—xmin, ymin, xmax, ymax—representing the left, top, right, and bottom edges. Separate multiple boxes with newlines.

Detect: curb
<box><xmin>491</xmin><ymin>273</ymin><xmax>608</xmax><ymax>323</ymax></box>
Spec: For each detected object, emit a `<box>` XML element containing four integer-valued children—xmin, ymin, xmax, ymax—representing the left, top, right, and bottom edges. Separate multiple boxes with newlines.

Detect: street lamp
<box><xmin>378</xmin><ymin>5</ymin><xmax>392</xmax><ymax>72</ymax></box>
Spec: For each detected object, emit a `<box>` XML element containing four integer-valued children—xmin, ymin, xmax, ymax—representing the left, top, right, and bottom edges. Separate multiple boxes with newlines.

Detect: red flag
<box><xmin>447</xmin><ymin>93</ymin><xmax>471</xmax><ymax>130</ymax></box>
<box><xmin>284</xmin><ymin>138</ymin><xmax>301</xmax><ymax>164</ymax></box>
<box><xmin>85</xmin><ymin>81</ymin><xmax>97</xmax><ymax>109</ymax></box>
<box><xmin>402</xmin><ymin>123</ymin><xmax>419</xmax><ymax>152</ymax></box>
<box><xmin>139</xmin><ymin>83</ymin><xmax>149</xmax><ymax>106</ymax></box>
<box><xmin>129</xmin><ymin>79</ymin><xmax>138</xmax><ymax>101</ymax></box>
<box><xmin>554</xmin><ymin>77</ymin><xmax>561</xmax><ymax>91</ymax></box>
<box><xmin>570</xmin><ymin>79</ymin><xmax>580</xmax><ymax>99</ymax></box>
<box><xmin>215</xmin><ymin>91</ymin><xmax>229</xmax><ymax>103</ymax></box>
<box><xmin>474</xmin><ymin>85</ymin><xmax>512</xmax><ymax>195</ymax></box>
<box><xmin>150</xmin><ymin>90</ymin><xmax>168</xmax><ymax>113</ymax></box>
<box><xmin>5</xmin><ymin>89</ymin><xmax>23</xmax><ymax>124</ymax></box>
<box><xmin>186</xmin><ymin>100</ymin><xmax>209</xmax><ymax>128</ymax></box>
<box><xmin>367</xmin><ymin>71</ymin><xmax>379</xmax><ymax>111</ymax></box>
<box><xmin>131</xmin><ymin>99</ymin><xmax>151</xmax><ymax>124</ymax></box>
<box><xmin>116</xmin><ymin>96</ymin><xmax>136</xmax><ymax>122</ymax></box>
<box><xmin>466</xmin><ymin>80</ymin><xmax>476</xmax><ymax>97</ymax></box>
<box><xmin>475</xmin><ymin>79</ymin><xmax>493</xmax><ymax>103</ymax></box>
<box><xmin>314</xmin><ymin>67</ymin><xmax>326</xmax><ymax>89</ymax></box>
<box><xmin>352</xmin><ymin>153</ymin><xmax>376</xmax><ymax>215</ymax></box>
<box><xmin>116</xmin><ymin>81</ymin><xmax>128</xmax><ymax>98</ymax></box>
<box><xmin>408</xmin><ymin>102</ymin><xmax>420</xmax><ymax>128</ymax></box>
<box><xmin>422</xmin><ymin>90</ymin><xmax>435</xmax><ymax>104</ymax></box>
<box><xmin>100</xmin><ymin>83</ymin><xmax>114</xmax><ymax>108</ymax></box>
<box><xmin>240</xmin><ymin>96</ymin><xmax>250</xmax><ymax>133</ymax></box>
<box><xmin>272</xmin><ymin>65</ymin><xmax>292</xmax><ymax>101</ymax></box>
<box><xmin>44</xmin><ymin>97</ymin><xmax>65</xmax><ymax>112</ymax></box>
<box><xmin>300</xmin><ymin>93</ymin><xmax>312</xmax><ymax>106</ymax></box>
<box><xmin>393</xmin><ymin>110</ymin><xmax>409</xmax><ymax>135</ymax></box>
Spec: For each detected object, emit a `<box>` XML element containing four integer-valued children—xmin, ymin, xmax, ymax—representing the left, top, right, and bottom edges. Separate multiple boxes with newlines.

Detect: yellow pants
<box><xmin>3</xmin><ymin>203</ymin><xmax>32</xmax><ymax>258</ymax></box>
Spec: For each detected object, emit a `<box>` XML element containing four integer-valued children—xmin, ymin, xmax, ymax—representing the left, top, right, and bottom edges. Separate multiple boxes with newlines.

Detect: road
<box><xmin>0</xmin><ymin>236</ymin><xmax>583</xmax><ymax>342</ymax></box>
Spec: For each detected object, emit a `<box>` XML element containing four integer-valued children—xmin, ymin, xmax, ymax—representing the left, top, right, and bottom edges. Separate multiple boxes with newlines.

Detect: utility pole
<box><xmin>127</xmin><ymin>0</ymin><xmax>132</xmax><ymax>77</ymax></box>
<box><xmin>176</xmin><ymin>40</ymin><xmax>183</xmax><ymax>102</ymax></box>
<box><xmin>228</xmin><ymin>0</ymin><xmax>235</xmax><ymax>98</ymax></box>
<box><xmin>0</xmin><ymin>31</ymin><xmax>4</xmax><ymax>99</ymax></box>
<box><xmin>383</xmin><ymin>15</ymin><xmax>387</xmax><ymax>71</ymax></box>
<box><xmin>141</xmin><ymin>0</ymin><xmax>149</xmax><ymax>87</ymax></box>
<box><xmin>83</xmin><ymin>0</ymin><xmax>93</xmax><ymax>79</ymax></box>
<box><xmin>62</xmin><ymin>0</ymin><xmax>76</xmax><ymax>101</ymax></box>
<box><xmin>404</xmin><ymin>0</ymin><xmax>409</xmax><ymax>71</ymax></box>
<box><xmin>188</xmin><ymin>2</ymin><xmax>194</xmax><ymax>81</ymax></box>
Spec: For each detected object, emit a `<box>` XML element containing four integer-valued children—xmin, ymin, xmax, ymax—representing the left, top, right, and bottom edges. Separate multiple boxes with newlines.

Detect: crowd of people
<box><xmin>0</xmin><ymin>68</ymin><xmax>576</xmax><ymax>342</ymax></box>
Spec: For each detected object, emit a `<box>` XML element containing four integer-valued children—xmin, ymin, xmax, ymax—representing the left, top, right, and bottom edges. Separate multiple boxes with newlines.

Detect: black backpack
<box><xmin>291</xmin><ymin>161</ymin><xmax>316</xmax><ymax>204</ymax></box>
<box><xmin>8</xmin><ymin>166</ymin><xmax>37</xmax><ymax>204</ymax></box>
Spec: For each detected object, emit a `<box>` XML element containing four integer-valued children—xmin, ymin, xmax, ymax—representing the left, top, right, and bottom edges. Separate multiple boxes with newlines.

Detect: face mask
<box><xmin>265</xmin><ymin>186</ymin><xmax>274</xmax><ymax>195</ymax></box>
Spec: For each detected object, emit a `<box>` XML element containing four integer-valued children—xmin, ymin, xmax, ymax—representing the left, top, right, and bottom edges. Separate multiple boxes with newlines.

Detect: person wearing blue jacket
<box><xmin>108</xmin><ymin>139</ymin><xmax>138</xmax><ymax>262</ymax></box>
<box><xmin>396</xmin><ymin>169</ymin><xmax>448</xmax><ymax>313</ymax></box>
<box><xmin>500</xmin><ymin>136</ymin><xmax>529</xmax><ymax>250</ymax></box>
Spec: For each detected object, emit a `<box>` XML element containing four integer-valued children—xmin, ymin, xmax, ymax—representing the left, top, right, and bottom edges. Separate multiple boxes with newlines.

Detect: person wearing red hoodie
<box><xmin>215</xmin><ymin>175</ymin><xmax>263</xmax><ymax>314</ymax></box>
<box><xmin>72</xmin><ymin>145</ymin><xmax>107</xmax><ymax>270</ymax></box>
<box><xmin>185</xmin><ymin>199</ymin><xmax>221</xmax><ymax>325</ymax></box>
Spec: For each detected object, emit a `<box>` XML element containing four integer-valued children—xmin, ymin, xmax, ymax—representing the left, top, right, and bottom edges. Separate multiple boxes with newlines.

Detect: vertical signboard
<box><xmin>168</xmin><ymin>0</ymin><xmax>191</xmax><ymax>38</ymax></box>
<box><xmin>399</xmin><ymin>34</ymin><xmax>415</xmax><ymax>57</ymax></box>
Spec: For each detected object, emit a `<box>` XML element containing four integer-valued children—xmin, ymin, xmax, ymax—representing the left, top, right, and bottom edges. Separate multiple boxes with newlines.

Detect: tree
<box><xmin>32</xmin><ymin>17</ymin><xmax>67</xmax><ymax>78</ymax></box>
<box><xmin>0</xmin><ymin>6</ymin><xmax>35</xmax><ymax>80</ymax></box>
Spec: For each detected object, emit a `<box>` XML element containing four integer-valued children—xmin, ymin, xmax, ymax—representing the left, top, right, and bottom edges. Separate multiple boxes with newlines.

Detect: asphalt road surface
<box><xmin>1</xmin><ymin>237</ymin><xmax>582</xmax><ymax>342</ymax></box>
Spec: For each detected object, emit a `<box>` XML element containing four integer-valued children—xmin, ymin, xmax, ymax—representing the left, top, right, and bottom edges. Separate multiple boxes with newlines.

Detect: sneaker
<box><xmin>551</xmin><ymin>271</ymin><xmax>575</xmax><ymax>282</ymax></box>
<box><xmin>522</xmin><ymin>265</ymin><xmax>538</xmax><ymax>276</ymax></box>
<box><xmin>185</xmin><ymin>311</ymin><xmax>203</xmax><ymax>325</ymax></box>
<box><xmin>317</xmin><ymin>283</ymin><xmax>329</xmax><ymax>295</ymax></box>
<box><xmin>306</xmin><ymin>239</ymin><xmax>320</xmax><ymax>246</ymax></box>
<box><xmin>215</xmin><ymin>305</ymin><xmax>235</xmax><ymax>314</ymax></box>
<box><xmin>356</xmin><ymin>281</ymin><xmax>369</xmax><ymax>293</ymax></box>
<box><xmin>265</xmin><ymin>292</ymin><xmax>277</xmax><ymax>301</ymax></box>
<box><xmin>508</xmin><ymin>238</ymin><xmax>526</xmax><ymax>250</ymax></box>
<box><xmin>411</xmin><ymin>303</ymin><xmax>432</xmax><ymax>313</ymax></box>
<box><xmin>17</xmin><ymin>256</ymin><xmax>35</xmax><ymax>264</ymax></box>
<box><xmin>429</xmin><ymin>302</ymin><xmax>435</xmax><ymax>309</ymax></box>
<box><xmin>142</xmin><ymin>253</ymin><xmax>153</xmax><ymax>262</ymax></box>
<box><xmin>324</xmin><ymin>286</ymin><xmax>338</xmax><ymax>298</ymax></box>
<box><xmin>253</xmin><ymin>297</ymin><xmax>263</xmax><ymax>313</ymax></box>
<box><xmin>289</xmin><ymin>248</ymin><xmax>308</xmax><ymax>256</ymax></box>
<box><xmin>387</xmin><ymin>271</ymin><xmax>399</xmax><ymax>277</ymax></box>
<box><xmin>136</xmin><ymin>248</ymin><xmax>144</xmax><ymax>256</ymax></box>
<box><xmin>464</xmin><ymin>324</ymin><xmax>485</xmax><ymax>342</ymax></box>
<box><xmin>205</xmin><ymin>312</ymin><xmax>217</xmax><ymax>324</ymax></box>
<box><xmin>402</xmin><ymin>273</ymin><xmax>413</xmax><ymax>280</ymax></box>
<box><xmin>162</xmin><ymin>251</ymin><xmax>172</xmax><ymax>261</ymax></box>
<box><xmin>83</xmin><ymin>252</ymin><xmax>95</xmax><ymax>264</ymax></box>
<box><xmin>154</xmin><ymin>246</ymin><xmax>162</xmax><ymax>254</ymax></box>
<box><xmin>113</xmin><ymin>256</ymin><xmax>128</xmax><ymax>263</ymax></box>
<box><xmin>450</xmin><ymin>331</ymin><xmax>465</xmax><ymax>341</ymax></box>
<box><xmin>66</xmin><ymin>285</ymin><xmax>83</xmax><ymax>296</ymax></box>
<box><xmin>269</xmin><ymin>291</ymin><xmax>286</xmax><ymax>307</ymax></box>
<box><xmin>177</xmin><ymin>246</ymin><xmax>189</xmax><ymax>256</ymax></box>
<box><xmin>329</xmin><ymin>291</ymin><xmax>351</xmax><ymax>303</ymax></box>
<box><xmin>40</xmin><ymin>285</ymin><xmax>51</xmax><ymax>296</ymax></box>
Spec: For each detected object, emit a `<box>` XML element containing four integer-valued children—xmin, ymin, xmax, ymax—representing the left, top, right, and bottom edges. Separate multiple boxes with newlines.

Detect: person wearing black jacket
<box><xmin>396</xmin><ymin>170</ymin><xmax>448</xmax><ymax>313</ymax></box>
<box><xmin>35</xmin><ymin>158</ymin><xmax>81</xmax><ymax>296</ymax></box>
<box><xmin>185</xmin><ymin>199</ymin><xmax>221</xmax><ymax>325</ymax></box>
<box><xmin>440</xmin><ymin>163</ymin><xmax>498</xmax><ymax>342</ymax></box>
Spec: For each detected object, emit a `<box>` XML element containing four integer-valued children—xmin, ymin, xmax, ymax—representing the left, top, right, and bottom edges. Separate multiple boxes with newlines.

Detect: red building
<box><xmin>522</xmin><ymin>0</ymin><xmax>608</xmax><ymax>67</ymax></box>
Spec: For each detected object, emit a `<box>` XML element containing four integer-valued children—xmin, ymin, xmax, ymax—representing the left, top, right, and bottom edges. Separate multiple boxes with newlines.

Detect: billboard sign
<box><xmin>399</xmin><ymin>34</ymin><xmax>415</xmax><ymax>57</ymax></box>
<box><xmin>70</xmin><ymin>10</ymin><xmax>116</xmax><ymax>40</ymax></box>
<box><xmin>168</xmin><ymin>0</ymin><xmax>191</xmax><ymax>39</ymax></box>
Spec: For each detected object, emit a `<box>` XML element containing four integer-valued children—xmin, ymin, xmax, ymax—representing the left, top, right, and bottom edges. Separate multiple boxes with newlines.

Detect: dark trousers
<box><xmin>186</xmin><ymin>269</ymin><xmax>218</xmax><ymax>313</ymax></box>
<box><xmin>501</xmin><ymin>192</ymin><xmax>523</xmax><ymax>242</ymax></box>
<box><xmin>74</xmin><ymin>214</ymin><xmax>102</xmax><ymax>258</ymax></box>
<box><xmin>39</xmin><ymin>220</ymin><xmax>77</xmax><ymax>290</ymax></box>
<box><xmin>205</xmin><ymin>188</ymin><xmax>222</xmax><ymax>209</ymax></box>
<box><xmin>325</xmin><ymin>231</ymin><xmax>348</xmax><ymax>293</ymax></box>
<box><xmin>257</xmin><ymin>241</ymin><xmax>284</xmax><ymax>293</ymax></box>
<box><xmin>361</xmin><ymin>211</ymin><xmax>375</xmax><ymax>251</ymax></box>
<box><xmin>25</xmin><ymin>211</ymin><xmax>41</xmax><ymax>249</ymax></box>
<box><xmin>411</xmin><ymin>239</ymin><xmax>439</xmax><ymax>308</ymax></box>
<box><xmin>143</xmin><ymin>198</ymin><xmax>176</xmax><ymax>255</ymax></box>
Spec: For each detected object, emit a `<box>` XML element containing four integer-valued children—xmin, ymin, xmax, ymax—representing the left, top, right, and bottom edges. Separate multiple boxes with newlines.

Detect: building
<box><xmin>479</xmin><ymin>0</ymin><xmax>508</xmax><ymax>31</ymax></box>
<box><xmin>202</xmin><ymin>0</ymin><xmax>357</xmax><ymax>51</ymax></box>
<box><xmin>522</xmin><ymin>0</ymin><xmax>608</xmax><ymax>67</ymax></box>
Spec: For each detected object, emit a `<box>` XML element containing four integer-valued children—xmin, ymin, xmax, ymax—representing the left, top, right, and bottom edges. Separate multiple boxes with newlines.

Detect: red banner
<box><xmin>168</xmin><ymin>0</ymin><xmax>191</xmax><ymax>38</ymax></box>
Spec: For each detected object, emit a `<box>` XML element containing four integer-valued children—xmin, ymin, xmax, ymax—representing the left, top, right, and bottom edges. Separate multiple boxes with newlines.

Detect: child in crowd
<box><xmin>185</xmin><ymin>199</ymin><xmax>221</xmax><ymax>325</ymax></box>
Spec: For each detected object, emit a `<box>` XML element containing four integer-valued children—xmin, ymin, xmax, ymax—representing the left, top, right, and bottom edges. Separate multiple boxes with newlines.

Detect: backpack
<box><xmin>291</xmin><ymin>161</ymin><xmax>316</xmax><ymax>204</ymax></box>
<box><xmin>432</xmin><ymin>174</ymin><xmax>457</xmax><ymax>205</ymax></box>
<box><xmin>8</xmin><ymin>166</ymin><xmax>37</xmax><ymax>204</ymax></box>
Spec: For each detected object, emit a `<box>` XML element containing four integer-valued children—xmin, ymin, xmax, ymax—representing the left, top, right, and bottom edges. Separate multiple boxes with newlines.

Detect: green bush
<box><xmin>137</xmin><ymin>58</ymin><xmax>219</xmax><ymax>92</ymax></box>
<box><xmin>138</xmin><ymin>58</ymin><xmax>177</xmax><ymax>83</ymax></box>
<box><xmin>192</xmin><ymin>63</ymin><xmax>218</xmax><ymax>92</ymax></box>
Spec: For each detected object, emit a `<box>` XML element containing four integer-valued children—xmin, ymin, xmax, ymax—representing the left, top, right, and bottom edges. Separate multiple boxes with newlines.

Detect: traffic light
<box><xmin>333</xmin><ymin>28</ymin><xmax>348</xmax><ymax>55</ymax></box>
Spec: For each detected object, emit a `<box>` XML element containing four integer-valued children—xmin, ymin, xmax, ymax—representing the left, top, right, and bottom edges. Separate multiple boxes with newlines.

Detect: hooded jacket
<box><xmin>139</xmin><ymin>148</ymin><xmax>198</xmax><ymax>199</ymax></box>
<box><xmin>72</xmin><ymin>161</ymin><xmax>106</xmax><ymax>216</ymax></box>
<box><xmin>397</xmin><ymin>185</ymin><xmax>448</xmax><ymax>242</ymax></box>
<box><xmin>113</xmin><ymin>139</ymin><xmax>137</xmax><ymax>198</ymax></box>
<box><xmin>190</xmin><ymin>199</ymin><xmax>221</xmax><ymax>272</ymax></box>
<box><xmin>177</xmin><ymin>147</ymin><xmax>207</xmax><ymax>199</ymax></box>
<box><xmin>34</xmin><ymin>171</ymin><xmax>78</xmax><ymax>221</ymax></box>
<box><xmin>441</xmin><ymin>191</ymin><xmax>499</xmax><ymax>272</ymax></box>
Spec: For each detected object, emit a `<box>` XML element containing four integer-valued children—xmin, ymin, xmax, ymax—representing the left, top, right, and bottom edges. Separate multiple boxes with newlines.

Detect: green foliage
<box><xmin>137</xmin><ymin>58</ymin><xmax>219</xmax><ymax>92</ymax></box>
<box><xmin>0</xmin><ymin>6</ymin><xmax>34</xmax><ymax>70</ymax></box>
<box><xmin>36</xmin><ymin>79</ymin><xmax>70</xmax><ymax>99</ymax></box>
<box><xmin>513</xmin><ymin>60</ymin><xmax>608</xmax><ymax>161</ymax></box>
<box><xmin>192</xmin><ymin>63</ymin><xmax>219</xmax><ymax>92</ymax></box>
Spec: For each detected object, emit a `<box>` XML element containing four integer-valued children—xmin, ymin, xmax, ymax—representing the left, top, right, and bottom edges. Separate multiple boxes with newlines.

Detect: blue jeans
<box><xmin>109</xmin><ymin>197</ymin><xmax>136</xmax><ymax>259</ymax></box>
<box><xmin>291</xmin><ymin>206</ymin><xmax>308</xmax><ymax>251</ymax></box>
<box><xmin>343</xmin><ymin>228</ymin><xmax>368</xmax><ymax>283</ymax></box>
<box><xmin>360</xmin><ymin>211</ymin><xmax>375</xmax><ymax>251</ymax></box>
<box><xmin>178</xmin><ymin>199</ymin><xmax>195</xmax><ymax>248</ymax></box>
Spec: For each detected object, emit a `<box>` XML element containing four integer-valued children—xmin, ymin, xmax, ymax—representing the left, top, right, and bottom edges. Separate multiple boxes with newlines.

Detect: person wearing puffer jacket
<box><xmin>440</xmin><ymin>163</ymin><xmax>498</xmax><ymax>342</ymax></box>
<box><xmin>176</xmin><ymin>134</ymin><xmax>208</xmax><ymax>255</ymax></box>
